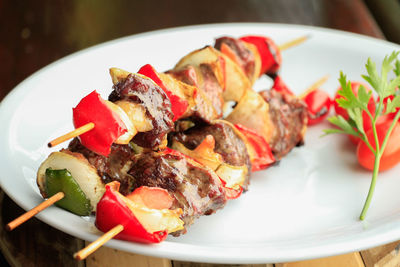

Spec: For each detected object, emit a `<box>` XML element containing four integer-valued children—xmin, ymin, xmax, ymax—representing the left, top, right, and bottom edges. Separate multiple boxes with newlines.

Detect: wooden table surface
<box><xmin>0</xmin><ymin>0</ymin><xmax>398</xmax><ymax>266</ymax></box>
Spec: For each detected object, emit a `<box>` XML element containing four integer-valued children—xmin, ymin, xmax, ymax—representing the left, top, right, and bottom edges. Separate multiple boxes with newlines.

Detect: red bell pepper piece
<box><xmin>303</xmin><ymin>89</ymin><xmax>332</xmax><ymax>125</ymax></box>
<box><xmin>239</xmin><ymin>35</ymin><xmax>282</xmax><ymax>76</ymax></box>
<box><xmin>138</xmin><ymin>64</ymin><xmax>188</xmax><ymax>121</ymax></box>
<box><xmin>219</xmin><ymin>178</ymin><xmax>243</xmax><ymax>199</ymax></box>
<box><xmin>234</xmin><ymin>124</ymin><xmax>275</xmax><ymax>171</ymax></box>
<box><xmin>126</xmin><ymin>186</ymin><xmax>174</xmax><ymax>210</ymax></box>
<box><xmin>272</xmin><ymin>75</ymin><xmax>294</xmax><ymax>95</ymax></box>
<box><xmin>95</xmin><ymin>183</ymin><xmax>168</xmax><ymax>243</ymax></box>
<box><xmin>73</xmin><ymin>90</ymin><xmax>127</xmax><ymax>157</ymax></box>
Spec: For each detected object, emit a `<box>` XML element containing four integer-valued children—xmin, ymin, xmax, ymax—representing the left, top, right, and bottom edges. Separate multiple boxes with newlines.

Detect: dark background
<box><xmin>1</xmin><ymin>0</ymin><xmax>395</xmax><ymax>102</ymax></box>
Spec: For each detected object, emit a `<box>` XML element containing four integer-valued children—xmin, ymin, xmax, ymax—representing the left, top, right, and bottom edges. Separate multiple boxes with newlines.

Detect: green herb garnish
<box><xmin>324</xmin><ymin>51</ymin><xmax>400</xmax><ymax>220</ymax></box>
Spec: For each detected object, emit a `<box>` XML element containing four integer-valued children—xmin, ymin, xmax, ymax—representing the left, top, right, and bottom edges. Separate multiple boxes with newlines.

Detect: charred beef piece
<box><xmin>171</xmin><ymin>120</ymin><xmax>251</xmax><ymax>191</ymax></box>
<box><xmin>214</xmin><ymin>36</ymin><xmax>255</xmax><ymax>80</ymax></box>
<box><xmin>108</xmin><ymin>73</ymin><xmax>174</xmax><ymax>149</ymax></box>
<box><xmin>259</xmin><ymin>89</ymin><xmax>308</xmax><ymax>159</ymax></box>
<box><xmin>168</xmin><ymin>64</ymin><xmax>224</xmax><ymax>118</ymax></box>
<box><xmin>68</xmin><ymin>138</ymin><xmax>135</xmax><ymax>195</ymax></box>
<box><xmin>167</xmin><ymin>65</ymin><xmax>198</xmax><ymax>87</ymax></box>
<box><xmin>129</xmin><ymin>151</ymin><xmax>227</xmax><ymax>235</ymax></box>
<box><xmin>163</xmin><ymin>67</ymin><xmax>220</xmax><ymax>123</ymax></box>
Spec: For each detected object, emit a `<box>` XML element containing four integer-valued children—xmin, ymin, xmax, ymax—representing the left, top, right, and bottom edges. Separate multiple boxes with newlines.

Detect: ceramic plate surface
<box><xmin>1</xmin><ymin>23</ymin><xmax>400</xmax><ymax>264</ymax></box>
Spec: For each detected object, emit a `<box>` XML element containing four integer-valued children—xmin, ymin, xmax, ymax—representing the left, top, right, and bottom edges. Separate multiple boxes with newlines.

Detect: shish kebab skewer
<box><xmin>47</xmin><ymin>35</ymin><xmax>308</xmax><ymax>149</ymax></box>
<box><xmin>73</xmin><ymin>72</ymin><xmax>329</xmax><ymax>260</ymax></box>
<box><xmin>4</xmin><ymin>35</ymin><xmax>316</xmax><ymax>243</ymax></box>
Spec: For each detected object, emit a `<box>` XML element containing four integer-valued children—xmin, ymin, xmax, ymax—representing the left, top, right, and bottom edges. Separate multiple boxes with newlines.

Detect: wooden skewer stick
<box><xmin>298</xmin><ymin>74</ymin><xmax>330</xmax><ymax>99</ymax></box>
<box><xmin>6</xmin><ymin>192</ymin><xmax>65</xmax><ymax>231</ymax></box>
<box><xmin>74</xmin><ymin>224</ymin><xmax>124</xmax><ymax>261</ymax></box>
<box><xmin>48</xmin><ymin>122</ymin><xmax>95</xmax><ymax>148</ymax></box>
<box><xmin>278</xmin><ymin>35</ymin><xmax>310</xmax><ymax>51</ymax></box>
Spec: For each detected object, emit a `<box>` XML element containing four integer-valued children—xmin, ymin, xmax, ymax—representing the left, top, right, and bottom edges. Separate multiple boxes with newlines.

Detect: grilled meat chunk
<box><xmin>170</xmin><ymin>120</ymin><xmax>251</xmax><ymax>190</ymax></box>
<box><xmin>214</xmin><ymin>36</ymin><xmax>256</xmax><ymax>81</ymax></box>
<box><xmin>68</xmin><ymin>138</ymin><xmax>135</xmax><ymax>195</ymax></box>
<box><xmin>129</xmin><ymin>150</ymin><xmax>227</xmax><ymax>235</ymax></box>
<box><xmin>169</xmin><ymin>64</ymin><xmax>224</xmax><ymax>118</ymax></box>
<box><xmin>108</xmin><ymin>73</ymin><xmax>174</xmax><ymax>149</ymax></box>
<box><xmin>259</xmin><ymin>89</ymin><xmax>308</xmax><ymax>159</ymax></box>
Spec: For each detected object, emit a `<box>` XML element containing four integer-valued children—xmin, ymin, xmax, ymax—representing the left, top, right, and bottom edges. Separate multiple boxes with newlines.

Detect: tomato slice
<box><xmin>357</xmin><ymin>120</ymin><xmax>400</xmax><ymax>171</ymax></box>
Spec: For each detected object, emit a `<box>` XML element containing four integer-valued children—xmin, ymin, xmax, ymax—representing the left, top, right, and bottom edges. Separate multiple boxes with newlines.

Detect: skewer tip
<box><xmin>5</xmin><ymin>224</ymin><xmax>13</xmax><ymax>232</ymax></box>
<box><xmin>279</xmin><ymin>35</ymin><xmax>311</xmax><ymax>51</ymax></box>
<box><xmin>47</xmin><ymin>122</ymin><xmax>94</xmax><ymax>148</ymax></box>
<box><xmin>73</xmin><ymin>224</ymin><xmax>124</xmax><ymax>261</ymax></box>
<box><xmin>298</xmin><ymin>74</ymin><xmax>330</xmax><ymax>99</ymax></box>
<box><xmin>5</xmin><ymin>192</ymin><xmax>65</xmax><ymax>231</ymax></box>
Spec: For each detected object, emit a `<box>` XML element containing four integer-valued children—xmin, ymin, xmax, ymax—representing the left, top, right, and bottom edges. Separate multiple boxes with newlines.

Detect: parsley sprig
<box><xmin>324</xmin><ymin>51</ymin><xmax>400</xmax><ymax>220</ymax></box>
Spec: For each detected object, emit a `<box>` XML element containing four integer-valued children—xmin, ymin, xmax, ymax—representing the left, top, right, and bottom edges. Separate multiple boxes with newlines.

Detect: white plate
<box><xmin>1</xmin><ymin>23</ymin><xmax>400</xmax><ymax>264</ymax></box>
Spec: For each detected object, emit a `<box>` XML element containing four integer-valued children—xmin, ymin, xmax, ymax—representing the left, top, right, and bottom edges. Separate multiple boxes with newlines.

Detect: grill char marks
<box><xmin>259</xmin><ymin>89</ymin><xmax>308</xmax><ymax>159</ymax></box>
<box><xmin>108</xmin><ymin>73</ymin><xmax>174</xmax><ymax>149</ymax></box>
<box><xmin>171</xmin><ymin>120</ymin><xmax>251</xmax><ymax>191</ymax></box>
<box><xmin>129</xmin><ymin>151</ymin><xmax>227</xmax><ymax>235</ymax></box>
<box><xmin>214</xmin><ymin>36</ymin><xmax>256</xmax><ymax>80</ymax></box>
<box><xmin>169</xmin><ymin>64</ymin><xmax>224</xmax><ymax>119</ymax></box>
<box><xmin>68</xmin><ymin>138</ymin><xmax>135</xmax><ymax>195</ymax></box>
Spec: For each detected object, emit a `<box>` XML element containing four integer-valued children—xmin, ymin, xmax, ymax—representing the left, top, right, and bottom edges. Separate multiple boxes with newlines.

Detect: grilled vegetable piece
<box><xmin>45</xmin><ymin>168</ymin><xmax>92</xmax><ymax>216</ymax></box>
<box><xmin>173</xmin><ymin>46</ymin><xmax>251</xmax><ymax>104</ymax></box>
<box><xmin>72</xmin><ymin>90</ymin><xmax>128</xmax><ymax>156</ymax></box>
<box><xmin>226</xmin><ymin>88</ymin><xmax>274</xmax><ymax>145</ymax></box>
<box><xmin>37</xmin><ymin>151</ymin><xmax>105</xmax><ymax>212</ymax></box>
<box><xmin>234</xmin><ymin>123</ymin><xmax>275</xmax><ymax>171</ymax></box>
<box><xmin>96</xmin><ymin>182</ymin><xmax>184</xmax><ymax>244</ymax></box>
<box><xmin>240</xmin><ymin>35</ymin><xmax>282</xmax><ymax>76</ymax></box>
